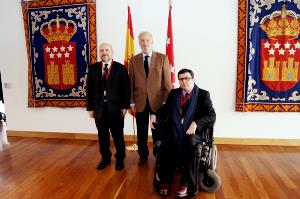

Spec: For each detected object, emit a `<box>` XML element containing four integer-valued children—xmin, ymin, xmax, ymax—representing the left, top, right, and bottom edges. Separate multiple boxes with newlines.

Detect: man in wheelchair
<box><xmin>150</xmin><ymin>68</ymin><xmax>216</xmax><ymax>197</ymax></box>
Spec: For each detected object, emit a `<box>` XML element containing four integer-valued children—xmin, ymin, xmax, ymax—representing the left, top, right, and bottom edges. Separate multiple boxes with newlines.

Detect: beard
<box><xmin>101</xmin><ymin>55</ymin><xmax>110</xmax><ymax>63</ymax></box>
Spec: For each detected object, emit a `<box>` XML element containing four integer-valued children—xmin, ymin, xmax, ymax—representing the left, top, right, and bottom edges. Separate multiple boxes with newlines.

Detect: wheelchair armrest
<box><xmin>198</xmin><ymin>125</ymin><xmax>214</xmax><ymax>145</ymax></box>
<box><xmin>154</xmin><ymin>140</ymin><xmax>162</xmax><ymax>148</ymax></box>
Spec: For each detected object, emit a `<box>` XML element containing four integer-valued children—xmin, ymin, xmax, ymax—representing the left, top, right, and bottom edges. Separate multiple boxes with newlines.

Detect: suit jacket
<box><xmin>86</xmin><ymin>61</ymin><xmax>130</xmax><ymax>118</ymax></box>
<box><xmin>129</xmin><ymin>51</ymin><xmax>172</xmax><ymax>113</ymax></box>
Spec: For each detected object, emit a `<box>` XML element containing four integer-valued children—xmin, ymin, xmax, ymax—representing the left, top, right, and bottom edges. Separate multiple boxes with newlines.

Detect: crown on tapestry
<box><xmin>40</xmin><ymin>15</ymin><xmax>77</xmax><ymax>43</ymax></box>
<box><xmin>260</xmin><ymin>4</ymin><xmax>300</xmax><ymax>40</ymax></box>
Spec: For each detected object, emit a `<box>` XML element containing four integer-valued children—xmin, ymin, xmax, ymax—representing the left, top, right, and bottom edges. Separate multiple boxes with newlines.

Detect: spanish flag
<box><xmin>124</xmin><ymin>6</ymin><xmax>135</xmax><ymax>69</ymax></box>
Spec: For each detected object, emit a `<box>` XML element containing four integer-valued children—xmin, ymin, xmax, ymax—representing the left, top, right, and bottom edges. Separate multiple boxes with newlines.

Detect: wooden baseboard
<box><xmin>6</xmin><ymin>130</ymin><xmax>300</xmax><ymax>146</ymax></box>
<box><xmin>7</xmin><ymin>130</ymin><xmax>98</xmax><ymax>140</ymax></box>
<box><xmin>213</xmin><ymin>137</ymin><xmax>300</xmax><ymax>146</ymax></box>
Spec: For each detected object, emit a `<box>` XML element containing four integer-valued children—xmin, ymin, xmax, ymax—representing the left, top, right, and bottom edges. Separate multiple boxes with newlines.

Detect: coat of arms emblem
<box><xmin>260</xmin><ymin>5</ymin><xmax>300</xmax><ymax>91</ymax></box>
<box><xmin>40</xmin><ymin>15</ymin><xmax>77</xmax><ymax>90</ymax></box>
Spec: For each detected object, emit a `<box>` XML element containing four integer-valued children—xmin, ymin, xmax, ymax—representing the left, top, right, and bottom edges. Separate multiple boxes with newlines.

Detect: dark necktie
<box><xmin>104</xmin><ymin>64</ymin><xmax>108</xmax><ymax>76</ymax></box>
<box><xmin>144</xmin><ymin>55</ymin><xmax>149</xmax><ymax>77</ymax></box>
<box><xmin>103</xmin><ymin>64</ymin><xmax>109</xmax><ymax>93</ymax></box>
<box><xmin>181</xmin><ymin>92</ymin><xmax>190</xmax><ymax>117</ymax></box>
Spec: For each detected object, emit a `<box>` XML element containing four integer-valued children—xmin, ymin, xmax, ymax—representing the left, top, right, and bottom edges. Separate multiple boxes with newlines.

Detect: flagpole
<box><xmin>126</xmin><ymin>113</ymin><xmax>138</xmax><ymax>151</ymax></box>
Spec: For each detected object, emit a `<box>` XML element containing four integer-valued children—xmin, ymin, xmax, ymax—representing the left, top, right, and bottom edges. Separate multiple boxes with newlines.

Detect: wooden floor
<box><xmin>0</xmin><ymin>137</ymin><xmax>300</xmax><ymax>199</ymax></box>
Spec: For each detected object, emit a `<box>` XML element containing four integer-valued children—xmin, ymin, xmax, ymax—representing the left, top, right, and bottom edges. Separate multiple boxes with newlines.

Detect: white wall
<box><xmin>0</xmin><ymin>0</ymin><xmax>299</xmax><ymax>139</ymax></box>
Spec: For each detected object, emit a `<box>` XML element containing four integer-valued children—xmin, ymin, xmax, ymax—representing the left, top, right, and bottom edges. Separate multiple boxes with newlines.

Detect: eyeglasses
<box><xmin>178</xmin><ymin>77</ymin><xmax>192</xmax><ymax>81</ymax></box>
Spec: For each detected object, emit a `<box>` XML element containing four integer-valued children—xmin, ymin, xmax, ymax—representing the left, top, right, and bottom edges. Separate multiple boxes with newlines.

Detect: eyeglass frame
<box><xmin>178</xmin><ymin>77</ymin><xmax>193</xmax><ymax>82</ymax></box>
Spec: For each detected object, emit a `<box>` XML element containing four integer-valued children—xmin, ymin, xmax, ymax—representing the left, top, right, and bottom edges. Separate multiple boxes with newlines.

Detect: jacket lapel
<box><xmin>97</xmin><ymin>62</ymin><xmax>104</xmax><ymax>81</ymax></box>
<box><xmin>148</xmin><ymin>51</ymin><xmax>156</xmax><ymax>79</ymax></box>
<box><xmin>136</xmin><ymin>53</ymin><xmax>146</xmax><ymax>78</ymax></box>
<box><xmin>107</xmin><ymin>62</ymin><xmax>114</xmax><ymax>86</ymax></box>
<box><xmin>95</xmin><ymin>62</ymin><xmax>104</xmax><ymax>99</ymax></box>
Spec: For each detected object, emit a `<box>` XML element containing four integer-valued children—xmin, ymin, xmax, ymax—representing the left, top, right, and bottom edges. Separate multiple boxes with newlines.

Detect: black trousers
<box><xmin>158</xmin><ymin>133</ymin><xmax>202</xmax><ymax>190</ymax></box>
<box><xmin>95</xmin><ymin>104</ymin><xmax>125</xmax><ymax>161</ymax></box>
<box><xmin>135</xmin><ymin>99</ymin><xmax>158</xmax><ymax>159</ymax></box>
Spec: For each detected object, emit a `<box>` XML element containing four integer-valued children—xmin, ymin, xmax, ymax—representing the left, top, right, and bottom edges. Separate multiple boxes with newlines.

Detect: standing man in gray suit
<box><xmin>129</xmin><ymin>31</ymin><xmax>172</xmax><ymax>165</ymax></box>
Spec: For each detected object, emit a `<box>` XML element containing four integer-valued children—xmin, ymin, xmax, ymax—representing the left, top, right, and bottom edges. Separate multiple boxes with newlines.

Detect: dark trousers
<box><xmin>95</xmin><ymin>104</ymin><xmax>125</xmax><ymax>161</ymax></box>
<box><xmin>135</xmin><ymin>99</ymin><xmax>158</xmax><ymax>159</ymax></box>
<box><xmin>159</xmin><ymin>133</ymin><xmax>202</xmax><ymax>190</ymax></box>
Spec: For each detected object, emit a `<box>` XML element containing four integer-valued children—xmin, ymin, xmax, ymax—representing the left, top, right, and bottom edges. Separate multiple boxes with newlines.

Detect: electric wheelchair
<box><xmin>152</xmin><ymin>108</ymin><xmax>221</xmax><ymax>194</ymax></box>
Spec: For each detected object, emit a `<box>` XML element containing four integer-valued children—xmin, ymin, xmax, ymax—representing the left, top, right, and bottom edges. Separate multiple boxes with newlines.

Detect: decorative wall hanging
<box><xmin>236</xmin><ymin>0</ymin><xmax>300</xmax><ymax>112</ymax></box>
<box><xmin>22</xmin><ymin>0</ymin><xmax>97</xmax><ymax>107</ymax></box>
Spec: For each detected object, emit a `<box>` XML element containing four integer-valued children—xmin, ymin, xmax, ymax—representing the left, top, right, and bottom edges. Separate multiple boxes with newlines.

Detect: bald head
<box><xmin>99</xmin><ymin>43</ymin><xmax>113</xmax><ymax>63</ymax></box>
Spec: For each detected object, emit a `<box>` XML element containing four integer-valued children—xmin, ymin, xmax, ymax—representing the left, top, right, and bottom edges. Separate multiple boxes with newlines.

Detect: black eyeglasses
<box><xmin>178</xmin><ymin>77</ymin><xmax>192</xmax><ymax>81</ymax></box>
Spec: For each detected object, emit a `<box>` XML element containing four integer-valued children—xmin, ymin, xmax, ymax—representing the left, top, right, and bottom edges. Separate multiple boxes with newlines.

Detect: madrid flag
<box><xmin>124</xmin><ymin>6</ymin><xmax>135</xmax><ymax>69</ymax></box>
<box><xmin>166</xmin><ymin>2</ymin><xmax>175</xmax><ymax>88</ymax></box>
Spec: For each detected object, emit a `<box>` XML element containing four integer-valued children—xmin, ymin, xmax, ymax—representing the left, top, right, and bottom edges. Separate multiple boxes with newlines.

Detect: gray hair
<box><xmin>138</xmin><ymin>31</ymin><xmax>153</xmax><ymax>40</ymax></box>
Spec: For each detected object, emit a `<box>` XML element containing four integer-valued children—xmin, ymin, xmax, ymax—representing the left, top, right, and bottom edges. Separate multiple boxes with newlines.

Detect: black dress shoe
<box><xmin>138</xmin><ymin>157</ymin><xmax>148</xmax><ymax>165</ymax></box>
<box><xmin>115</xmin><ymin>160</ymin><xmax>124</xmax><ymax>171</ymax></box>
<box><xmin>159</xmin><ymin>183</ymin><xmax>170</xmax><ymax>196</ymax></box>
<box><xmin>96</xmin><ymin>159</ymin><xmax>111</xmax><ymax>170</ymax></box>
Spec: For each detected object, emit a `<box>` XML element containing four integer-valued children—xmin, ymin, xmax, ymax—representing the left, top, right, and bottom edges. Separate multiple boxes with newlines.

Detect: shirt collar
<box><xmin>142</xmin><ymin>51</ymin><xmax>152</xmax><ymax>59</ymax></box>
<box><xmin>182</xmin><ymin>91</ymin><xmax>188</xmax><ymax>97</ymax></box>
<box><xmin>182</xmin><ymin>86</ymin><xmax>194</xmax><ymax>96</ymax></box>
<box><xmin>102</xmin><ymin>60</ymin><xmax>112</xmax><ymax>68</ymax></box>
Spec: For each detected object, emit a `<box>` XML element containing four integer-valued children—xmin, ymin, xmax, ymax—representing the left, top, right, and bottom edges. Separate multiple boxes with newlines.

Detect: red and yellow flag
<box><xmin>124</xmin><ymin>6</ymin><xmax>135</xmax><ymax>69</ymax></box>
<box><xmin>166</xmin><ymin>1</ymin><xmax>175</xmax><ymax>88</ymax></box>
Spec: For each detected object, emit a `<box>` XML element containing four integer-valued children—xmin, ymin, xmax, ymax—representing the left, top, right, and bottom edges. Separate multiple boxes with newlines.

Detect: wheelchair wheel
<box><xmin>209</xmin><ymin>144</ymin><xmax>217</xmax><ymax>171</ymax></box>
<box><xmin>199</xmin><ymin>169</ymin><xmax>221</xmax><ymax>193</ymax></box>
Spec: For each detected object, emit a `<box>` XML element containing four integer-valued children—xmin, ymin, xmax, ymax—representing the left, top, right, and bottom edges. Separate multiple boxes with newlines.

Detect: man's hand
<box><xmin>150</xmin><ymin>114</ymin><xmax>156</xmax><ymax>129</ymax></box>
<box><xmin>121</xmin><ymin>109</ymin><xmax>127</xmax><ymax>116</ymax></box>
<box><xmin>186</xmin><ymin>121</ymin><xmax>197</xmax><ymax>135</ymax></box>
<box><xmin>88</xmin><ymin>111</ymin><xmax>94</xmax><ymax>118</ymax></box>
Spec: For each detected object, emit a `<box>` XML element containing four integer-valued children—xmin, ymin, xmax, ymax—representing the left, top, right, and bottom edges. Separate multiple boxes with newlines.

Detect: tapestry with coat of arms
<box><xmin>22</xmin><ymin>0</ymin><xmax>97</xmax><ymax>107</ymax></box>
<box><xmin>236</xmin><ymin>0</ymin><xmax>300</xmax><ymax>112</ymax></box>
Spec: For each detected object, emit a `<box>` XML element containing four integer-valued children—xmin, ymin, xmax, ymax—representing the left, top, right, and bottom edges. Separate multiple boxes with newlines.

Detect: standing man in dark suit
<box><xmin>86</xmin><ymin>43</ymin><xmax>130</xmax><ymax>171</ymax></box>
<box><xmin>150</xmin><ymin>69</ymin><xmax>216</xmax><ymax>197</ymax></box>
<box><xmin>129</xmin><ymin>31</ymin><xmax>172</xmax><ymax>165</ymax></box>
